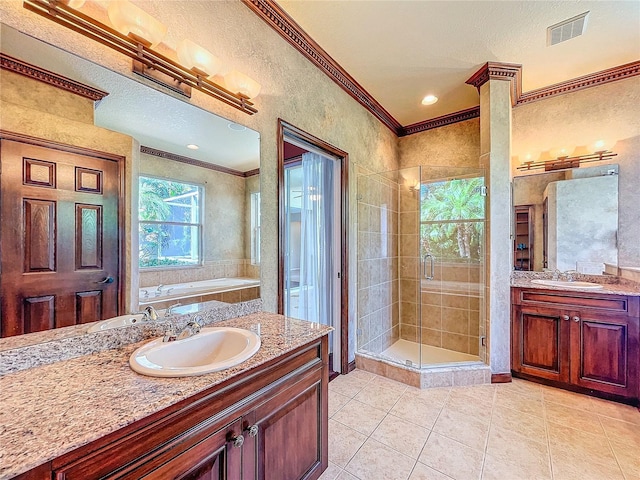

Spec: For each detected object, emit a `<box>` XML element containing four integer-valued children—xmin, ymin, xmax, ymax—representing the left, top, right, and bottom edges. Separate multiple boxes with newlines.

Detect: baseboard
<box><xmin>491</xmin><ymin>373</ymin><xmax>513</xmax><ymax>383</ymax></box>
<box><xmin>347</xmin><ymin>360</ymin><xmax>356</xmax><ymax>373</ymax></box>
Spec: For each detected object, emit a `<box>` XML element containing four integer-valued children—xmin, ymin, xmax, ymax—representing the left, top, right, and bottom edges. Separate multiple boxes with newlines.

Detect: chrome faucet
<box><xmin>552</xmin><ymin>269</ymin><xmax>578</xmax><ymax>282</ymax></box>
<box><xmin>165</xmin><ymin>303</ymin><xmax>182</xmax><ymax>317</ymax></box>
<box><xmin>155</xmin><ymin>284</ymin><xmax>164</xmax><ymax>296</ymax></box>
<box><xmin>143</xmin><ymin>305</ymin><xmax>159</xmax><ymax>321</ymax></box>
<box><xmin>163</xmin><ymin>315</ymin><xmax>205</xmax><ymax>342</ymax></box>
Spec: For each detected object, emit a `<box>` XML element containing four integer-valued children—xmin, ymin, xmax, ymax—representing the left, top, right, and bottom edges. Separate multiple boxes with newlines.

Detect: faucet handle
<box><xmin>163</xmin><ymin>327</ymin><xmax>177</xmax><ymax>342</ymax></box>
<box><xmin>165</xmin><ymin>303</ymin><xmax>182</xmax><ymax>317</ymax></box>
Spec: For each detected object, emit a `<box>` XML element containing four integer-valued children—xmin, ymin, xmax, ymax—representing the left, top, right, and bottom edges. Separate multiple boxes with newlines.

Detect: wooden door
<box><xmin>0</xmin><ymin>139</ymin><xmax>121</xmax><ymax>337</ymax></box>
<box><xmin>136</xmin><ymin>419</ymin><xmax>243</xmax><ymax>480</ymax></box>
<box><xmin>512</xmin><ymin>305</ymin><xmax>570</xmax><ymax>382</ymax></box>
<box><xmin>570</xmin><ymin>311</ymin><xmax>639</xmax><ymax>399</ymax></box>
<box><xmin>244</xmin><ymin>370</ymin><xmax>327</xmax><ymax>480</ymax></box>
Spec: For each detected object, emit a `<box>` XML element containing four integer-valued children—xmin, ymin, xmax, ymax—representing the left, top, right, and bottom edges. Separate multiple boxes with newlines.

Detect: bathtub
<box><xmin>139</xmin><ymin>277</ymin><xmax>260</xmax><ymax>309</ymax></box>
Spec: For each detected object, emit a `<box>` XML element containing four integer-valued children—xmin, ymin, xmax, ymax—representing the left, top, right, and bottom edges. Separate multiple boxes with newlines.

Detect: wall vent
<box><xmin>547</xmin><ymin>12</ymin><xmax>590</xmax><ymax>46</ymax></box>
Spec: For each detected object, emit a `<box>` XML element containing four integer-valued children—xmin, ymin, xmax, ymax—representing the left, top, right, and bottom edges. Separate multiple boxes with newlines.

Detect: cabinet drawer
<box><xmin>518</xmin><ymin>290</ymin><xmax>630</xmax><ymax>313</ymax></box>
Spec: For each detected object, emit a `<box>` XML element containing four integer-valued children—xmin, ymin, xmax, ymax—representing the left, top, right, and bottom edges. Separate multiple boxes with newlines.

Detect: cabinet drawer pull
<box><xmin>231</xmin><ymin>434</ymin><xmax>244</xmax><ymax>448</ymax></box>
<box><xmin>573</xmin><ymin>316</ymin><xmax>580</xmax><ymax>322</ymax></box>
<box><xmin>562</xmin><ymin>315</ymin><xmax>569</xmax><ymax>321</ymax></box>
<box><xmin>245</xmin><ymin>424</ymin><xmax>259</xmax><ymax>437</ymax></box>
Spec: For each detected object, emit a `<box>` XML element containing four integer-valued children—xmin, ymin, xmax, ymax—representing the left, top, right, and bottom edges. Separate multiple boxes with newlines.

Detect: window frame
<box><xmin>138</xmin><ymin>174</ymin><xmax>204</xmax><ymax>270</ymax></box>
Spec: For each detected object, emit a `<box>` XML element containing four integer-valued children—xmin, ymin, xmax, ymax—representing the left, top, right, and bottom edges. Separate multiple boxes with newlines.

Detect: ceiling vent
<box><xmin>547</xmin><ymin>12</ymin><xmax>590</xmax><ymax>46</ymax></box>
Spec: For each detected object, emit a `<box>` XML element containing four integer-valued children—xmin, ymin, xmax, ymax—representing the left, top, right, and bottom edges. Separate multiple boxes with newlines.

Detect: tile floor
<box><xmin>321</xmin><ymin>369</ymin><xmax>640</xmax><ymax>480</ymax></box>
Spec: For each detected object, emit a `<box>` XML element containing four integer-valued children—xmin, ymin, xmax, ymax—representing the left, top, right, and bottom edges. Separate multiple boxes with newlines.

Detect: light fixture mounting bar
<box><xmin>23</xmin><ymin>0</ymin><xmax>257</xmax><ymax>115</ymax></box>
<box><xmin>517</xmin><ymin>151</ymin><xmax>617</xmax><ymax>172</ymax></box>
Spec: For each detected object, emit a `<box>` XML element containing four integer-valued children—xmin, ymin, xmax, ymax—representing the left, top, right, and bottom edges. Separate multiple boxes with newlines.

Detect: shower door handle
<box><xmin>423</xmin><ymin>254</ymin><xmax>435</xmax><ymax>280</ymax></box>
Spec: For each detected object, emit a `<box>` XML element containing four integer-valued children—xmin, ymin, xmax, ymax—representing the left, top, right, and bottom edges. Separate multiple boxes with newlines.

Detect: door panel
<box><xmin>0</xmin><ymin>139</ymin><xmax>121</xmax><ymax>337</ymax></box>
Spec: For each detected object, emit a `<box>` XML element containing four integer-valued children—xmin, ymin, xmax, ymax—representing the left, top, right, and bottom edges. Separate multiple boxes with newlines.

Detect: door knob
<box><xmin>245</xmin><ymin>424</ymin><xmax>259</xmax><ymax>437</ymax></box>
<box><xmin>231</xmin><ymin>434</ymin><xmax>244</xmax><ymax>448</ymax></box>
<box><xmin>573</xmin><ymin>316</ymin><xmax>580</xmax><ymax>322</ymax></box>
<box><xmin>95</xmin><ymin>276</ymin><xmax>114</xmax><ymax>284</ymax></box>
<box><xmin>562</xmin><ymin>315</ymin><xmax>569</xmax><ymax>321</ymax></box>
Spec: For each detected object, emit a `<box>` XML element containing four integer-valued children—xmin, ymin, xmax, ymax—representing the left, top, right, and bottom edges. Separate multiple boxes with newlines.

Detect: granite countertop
<box><xmin>511</xmin><ymin>274</ymin><xmax>640</xmax><ymax>297</ymax></box>
<box><xmin>0</xmin><ymin>313</ymin><xmax>332</xmax><ymax>479</ymax></box>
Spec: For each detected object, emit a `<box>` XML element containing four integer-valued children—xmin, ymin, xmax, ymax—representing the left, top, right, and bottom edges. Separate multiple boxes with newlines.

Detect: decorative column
<box><xmin>466</xmin><ymin>62</ymin><xmax>521</xmax><ymax>379</ymax></box>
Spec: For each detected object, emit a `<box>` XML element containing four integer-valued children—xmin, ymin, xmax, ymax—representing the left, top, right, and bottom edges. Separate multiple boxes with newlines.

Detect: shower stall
<box><xmin>356</xmin><ymin>165</ymin><xmax>487</xmax><ymax>374</ymax></box>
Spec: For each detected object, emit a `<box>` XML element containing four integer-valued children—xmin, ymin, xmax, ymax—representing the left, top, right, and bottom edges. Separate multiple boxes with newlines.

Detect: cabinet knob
<box><xmin>573</xmin><ymin>316</ymin><xmax>580</xmax><ymax>323</ymax></box>
<box><xmin>562</xmin><ymin>315</ymin><xmax>569</xmax><ymax>321</ymax></box>
<box><xmin>231</xmin><ymin>434</ymin><xmax>244</xmax><ymax>448</ymax></box>
<box><xmin>245</xmin><ymin>424</ymin><xmax>259</xmax><ymax>437</ymax></box>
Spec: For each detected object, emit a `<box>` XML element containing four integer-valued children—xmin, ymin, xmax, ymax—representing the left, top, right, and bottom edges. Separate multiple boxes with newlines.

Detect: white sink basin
<box><xmin>531</xmin><ymin>279</ymin><xmax>604</xmax><ymax>290</ymax></box>
<box><xmin>129</xmin><ymin>327</ymin><xmax>261</xmax><ymax>377</ymax></box>
<box><xmin>87</xmin><ymin>314</ymin><xmax>147</xmax><ymax>332</ymax></box>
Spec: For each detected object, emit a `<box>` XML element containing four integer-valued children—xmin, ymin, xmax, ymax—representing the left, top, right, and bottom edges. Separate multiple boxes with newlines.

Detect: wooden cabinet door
<box><xmin>512</xmin><ymin>305</ymin><xmax>570</xmax><ymax>382</ymax></box>
<box><xmin>243</xmin><ymin>370</ymin><xmax>327</xmax><ymax>480</ymax></box>
<box><xmin>135</xmin><ymin>419</ymin><xmax>243</xmax><ymax>480</ymax></box>
<box><xmin>570</xmin><ymin>311</ymin><xmax>639</xmax><ymax>399</ymax></box>
<box><xmin>0</xmin><ymin>140</ymin><xmax>121</xmax><ymax>337</ymax></box>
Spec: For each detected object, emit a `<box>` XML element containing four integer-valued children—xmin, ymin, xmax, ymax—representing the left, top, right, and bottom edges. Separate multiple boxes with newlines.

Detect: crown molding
<box><xmin>0</xmin><ymin>52</ymin><xmax>109</xmax><ymax>101</ymax></box>
<box><xmin>140</xmin><ymin>146</ymin><xmax>258</xmax><ymax>178</ymax></box>
<box><xmin>241</xmin><ymin>0</ymin><xmax>402</xmax><ymax>134</ymax></box>
<box><xmin>399</xmin><ymin>106</ymin><xmax>480</xmax><ymax>137</ymax></box>
<box><xmin>466</xmin><ymin>62</ymin><xmax>523</xmax><ymax>106</ymax></box>
<box><xmin>516</xmin><ymin>60</ymin><xmax>640</xmax><ymax>106</ymax></box>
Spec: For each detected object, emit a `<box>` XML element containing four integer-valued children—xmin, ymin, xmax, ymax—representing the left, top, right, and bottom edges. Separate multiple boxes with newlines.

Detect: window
<box><xmin>250</xmin><ymin>192</ymin><xmax>261</xmax><ymax>265</ymax></box>
<box><xmin>138</xmin><ymin>176</ymin><xmax>202</xmax><ymax>268</ymax></box>
<box><xmin>420</xmin><ymin>176</ymin><xmax>485</xmax><ymax>262</ymax></box>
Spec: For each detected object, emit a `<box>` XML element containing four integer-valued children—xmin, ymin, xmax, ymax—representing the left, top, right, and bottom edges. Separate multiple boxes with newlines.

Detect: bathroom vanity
<box><xmin>511</xmin><ymin>280</ymin><xmax>640</xmax><ymax>405</ymax></box>
<box><xmin>1</xmin><ymin>313</ymin><xmax>331</xmax><ymax>480</ymax></box>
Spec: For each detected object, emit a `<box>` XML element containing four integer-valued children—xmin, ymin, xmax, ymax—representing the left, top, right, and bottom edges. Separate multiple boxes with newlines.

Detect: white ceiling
<box><xmin>1</xmin><ymin>25</ymin><xmax>260</xmax><ymax>172</ymax></box>
<box><xmin>278</xmin><ymin>0</ymin><xmax>640</xmax><ymax>126</ymax></box>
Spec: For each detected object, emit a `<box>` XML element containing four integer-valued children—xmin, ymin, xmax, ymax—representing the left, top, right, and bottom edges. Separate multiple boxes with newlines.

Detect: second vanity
<box><xmin>511</xmin><ymin>275</ymin><xmax>640</xmax><ymax>405</ymax></box>
<box><xmin>1</xmin><ymin>312</ymin><xmax>332</xmax><ymax>480</ymax></box>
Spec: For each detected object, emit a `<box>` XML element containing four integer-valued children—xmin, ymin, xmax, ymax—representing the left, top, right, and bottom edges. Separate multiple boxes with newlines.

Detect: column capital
<box><xmin>466</xmin><ymin>62</ymin><xmax>522</xmax><ymax>106</ymax></box>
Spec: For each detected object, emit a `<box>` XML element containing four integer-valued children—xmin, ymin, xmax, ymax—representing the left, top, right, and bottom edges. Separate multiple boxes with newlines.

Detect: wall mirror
<box><xmin>512</xmin><ymin>164</ymin><xmax>619</xmax><ymax>273</ymax></box>
<box><xmin>0</xmin><ymin>25</ymin><xmax>260</xmax><ymax>343</ymax></box>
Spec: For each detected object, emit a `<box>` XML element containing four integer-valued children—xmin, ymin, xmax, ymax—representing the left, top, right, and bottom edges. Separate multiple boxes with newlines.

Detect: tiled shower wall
<box><xmin>356</xmin><ymin>168</ymin><xmax>399</xmax><ymax>354</ymax></box>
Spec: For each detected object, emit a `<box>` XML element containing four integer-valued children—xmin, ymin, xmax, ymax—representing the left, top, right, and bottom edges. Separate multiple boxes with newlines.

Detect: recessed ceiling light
<box><xmin>187</xmin><ymin>144</ymin><xmax>199</xmax><ymax>150</ymax></box>
<box><xmin>421</xmin><ymin>95</ymin><xmax>438</xmax><ymax>106</ymax></box>
<box><xmin>228</xmin><ymin>123</ymin><xmax>247</xmax><ymax>132</ymax></box>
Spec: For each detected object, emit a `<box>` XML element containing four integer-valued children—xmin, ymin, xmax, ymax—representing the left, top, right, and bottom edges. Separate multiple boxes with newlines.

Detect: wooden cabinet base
<box><xmin>16</xmin><ymin>337</ymin><xmax>329</xmax><ymax>480</ymax></box>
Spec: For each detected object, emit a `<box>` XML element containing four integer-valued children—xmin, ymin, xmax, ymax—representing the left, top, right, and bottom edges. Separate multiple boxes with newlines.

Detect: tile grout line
<box><xmin>541</xmin><ymin>390</ymin><xmax>555</xmax><ymax>480</ymax></box>
<box><xmin>596</xmin><ymin>412</ymin><xmax>628</xmax><ymax>479</ymax></box>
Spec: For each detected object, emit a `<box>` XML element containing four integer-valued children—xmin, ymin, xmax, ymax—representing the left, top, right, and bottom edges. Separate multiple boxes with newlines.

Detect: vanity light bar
<box><xmin>517</xmin><ymin>150</ymin><xmax>617</xmax><ymax>172</ymax></box>
<box><xmin>23</xmin><ymin>0</ymin><xmax>258</xmax><ymax>115</ymax></box>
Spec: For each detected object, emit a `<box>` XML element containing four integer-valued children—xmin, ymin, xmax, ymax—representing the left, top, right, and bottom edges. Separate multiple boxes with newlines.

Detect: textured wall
<box><xmin>512</xmin><ymin>76</ymin><xmax>640</xmax><ymax>268</ymax></box>
<box><xmin>399</xmin><ymin>118</ymin><xmax>481</xmax><ymax>169</ymax></box>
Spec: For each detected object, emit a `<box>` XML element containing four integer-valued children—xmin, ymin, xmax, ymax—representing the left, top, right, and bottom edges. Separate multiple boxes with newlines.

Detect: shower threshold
<box><xmin>381</xmin><ymin>339</ymin><xmax>480</xmax><ymax>367</ymax></box>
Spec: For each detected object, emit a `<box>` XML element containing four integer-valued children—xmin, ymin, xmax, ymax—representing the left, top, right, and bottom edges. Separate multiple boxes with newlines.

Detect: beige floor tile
<box><xmin>418</xmin><ymin>432</ymin><xmax>484</xmax><ymax>480</ymax></box>
<box><xmin>601</xmin><ymin>417</ymin><xmax>640</xmax><ymax>449</ymax></box>
<box><xmin>490</xmin><ymin>405</ymin><xmax>547</xmax><ymax>442</ymax></box>
<box><xmin>336</xmin><ymin>471</ymin><xmax>360</xmax><ymax>480</ymax></box>
<box><xmin>404</xmin><ymin>386</ymin><xmax>451</xmax><ymax>405</ymax></box>
<box><xmin>547</xmin><ymin>421</ymin><xmax>616</xmax><ymax>466</ymax></box>
<box><xmin>432</xmin><ymin>407</ymin><xmax>489</xmax><ymax>451</ymax></box>
<box><xmin>345</xmin><ymin>438</ymin><xmax>416</xmax><ymax>480</ymax></box>
<box><xmin>409</xmin><ymin>462</ymin><xmax>454</xmax><ymax>480</ymax></box>
<box><xmin>329</xmin><ymin>390</ymin><xmax>351</xmax><ymax>418</ymax></box>
<box><xmin>486</xmin><ymin>425</ymin><xmax>550</xmax><ymax>473</ymax></box>
<box><xmin>319</xmin><ymin>462</ymin><xmax>344</xmax><ymax>480</ymax></box>
<box><xmin>551</xmin><ymin>448</ymin><xmax>625</xmax><ymax>480</ymax></box>
<box><xmin>332</xmin><ymin>399</ymin><xmax>387</xmax><ymax>436</ymax></box>
<box><xmin>328</xmin><ymin>419</ymin><xmax>367</xmax><ymax>468</ymax></box>
<box><xmin>443</xmin><ymin>394</ymin><xmax>493</xmax><ymax>424</ymax></box>
<box><xmin>494</xmin><ymin>388</ymin><xmax>544</xmax><ymax>417</ymax></box>
<box><xmin>544</xmin><ymin>401</ymin><xmax>605</xmax><ymax>436</ymax></box>
<box><xmin>330</xmin><ymin>374</ymin><xmax>372</xmax><ymax>398</ymax></box>
<box><xmin>541</xmin><ymin>386</ymin><xmax>598</xmax><ymax>412</ymax></box>
<box><xmin>371</xmin><ymin>414</ymin><xmax>430</xmax><ymax>459</ymax></box>
<box><xmin>482</xmin><ymin>452</ymin><xmax>551</xmax><ymax>480</ymax></box>
<box><xmin>369</xmin><ymin>374</ymin><xmax>410</xmax><ymax>392</ymax></box>
<box><xmin>611</xmin><ymin>439</ymin><xmax>640</xmax><ymax>479</ymax></box>
<box><xmin>591</xmin><ymin>397</ymin><xmax>640</xmax><ymax>425</ymax></box>
<box><xmin>348</xmin><ymin>369</ymin><xmax>377</xmax><ymax>383</ymax></box>
<box><xmin>353</xmin><ymin>383</ymin><xmax>404</xmax><ymax>412</ymax></box>
<box><xmin>391</xmin><ymin>393</ymin><xmax>444</xmax><ymax>429</ymax></box>
<box><xmin>495</xmin><ymin>378</ymin><xmax>544</xmax><ymax>398</ymax></box>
